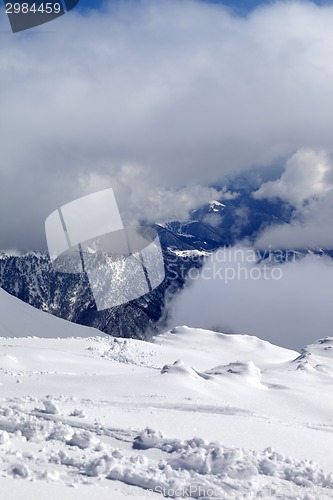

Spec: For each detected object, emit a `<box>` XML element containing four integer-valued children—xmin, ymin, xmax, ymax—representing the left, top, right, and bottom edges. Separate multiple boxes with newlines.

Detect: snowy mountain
<box><xmin>0</xmin><ymin>287</ymin><xmax>98</xmax><ymax>338</ymax></box>
<box><xmin>0</xmin><ymin>234</ymin><xmax>202</xmax><ymax>339</ymax></box>
<box><xmin>0</xmin><ymin>190</ymin><xmax>294</xmax><ymax>339</ymax></box>
<box><xmin>165</xmin><ymin>189</ymin><xmax>294</xmax><ymax>249</ymax></box>
<box><xmin>0</xmin><ymin>295</ymin><xmax>332</xmax><ymax>499</ymax></box>
<box><xmin>0</xmin><ymin>189</ymin><xmax>332</xmax><ymax>341</ymax></box>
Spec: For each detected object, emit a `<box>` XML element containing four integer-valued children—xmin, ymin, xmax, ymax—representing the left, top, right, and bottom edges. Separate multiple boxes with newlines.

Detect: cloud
<box><xmin>254</xmin><ymin>198</ymin><xmax>333</xmax><ymax>249</ymax></box>
<box><xmin>2</xmin><ymin>1</ymin><xmax>333</xmax><ymax>248</ymax></box>
<box><xmin>254</xmin><ymin>149</ymin><xmax>333</xmax><ymax>248</ymax></box>
<box><xmin>79</xmin><ymin>168</ymin><xmax>224</xmax><ymax>225</ymax></box>
<box><xmin>253</xmin><ymin>149</ymin><xmax>333</xmax><ymax>206</ymax></box>
<box><xmin>168</xmin><ymin>247</ymin><xmax>333</xmax><ymax>350</ymax></box>
<box><xmin>202</xmin><ymin>212</ymin><xmax>224</xmax><ymax>228</ymax></box>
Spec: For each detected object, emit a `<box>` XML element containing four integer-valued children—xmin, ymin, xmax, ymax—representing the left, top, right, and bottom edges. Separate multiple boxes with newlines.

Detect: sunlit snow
<box><xmin>0</xmin><ymin>290</ymin><xmax>332</xmax><ymax>499</ymax></box>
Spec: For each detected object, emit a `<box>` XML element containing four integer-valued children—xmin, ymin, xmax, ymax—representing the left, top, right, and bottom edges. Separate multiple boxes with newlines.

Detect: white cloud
<box><xmin>202</xmin><ymin>213</ymin><xmax>224</xmax><ymax>228</ymax></box>
<box><xmin>79</xmin><ymin>168</ymin><xmax>224</xmax><ymax>225</ymax></box>
<box><xmin>2</xmin><ymin>2</ymin><xmax>333</xmax><ymax>248</ymax></box>
<box><xmin>168</xmin><ymin>247</ymin><xmax>333</xmax><ymax>350</ymax></box>
<box><xmin>254</xmin><ymin>149</ymin><xmax>333</xmax><ymax>248</ymax></box>
<box><xmin>253</xmin><ymin>149</ymin><xmax>333</xmax><ymax>206</ymax></box>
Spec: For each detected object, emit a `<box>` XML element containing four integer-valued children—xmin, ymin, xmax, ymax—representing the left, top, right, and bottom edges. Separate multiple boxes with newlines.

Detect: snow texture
<box><xmin>0</xmin><ymin>293</ymin><xmax>332</xmax><ymax>499</ymax></box>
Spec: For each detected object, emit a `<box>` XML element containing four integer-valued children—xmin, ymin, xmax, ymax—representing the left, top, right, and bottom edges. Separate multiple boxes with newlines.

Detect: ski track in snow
<box><xmin>0</xmin><ymin>396</ymin><xmax>333</xmax><ymax>499</ymax></box>
<box><xmin>0</xmin><ymin>292</ymin><xmax>333</xmax><ymax>499</ymax></box>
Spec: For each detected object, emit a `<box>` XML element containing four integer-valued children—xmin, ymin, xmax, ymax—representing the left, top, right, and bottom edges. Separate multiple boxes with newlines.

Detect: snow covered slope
<box><xmin>0</xmin><ymin>293</ymin><xmax>332</xmax><ymax>499</ymax></box>
<box><xmin>0</xmin><ymin>288</ymin><xmax>99</xmax><ymax>338</ymax></box>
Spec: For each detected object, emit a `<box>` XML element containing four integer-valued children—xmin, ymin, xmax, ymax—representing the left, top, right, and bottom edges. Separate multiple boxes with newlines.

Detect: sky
<box><xmin>77</xmin><ymin>0</ymin><xmax>333</xmax><ymax>11</ymax></box>
<box><xmin>1</xmin><ymin>0</ymin><xmax>333</xmax><ymax>251</ymax></box>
